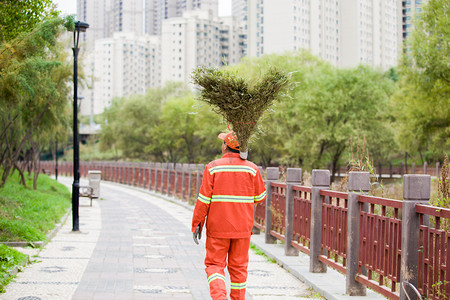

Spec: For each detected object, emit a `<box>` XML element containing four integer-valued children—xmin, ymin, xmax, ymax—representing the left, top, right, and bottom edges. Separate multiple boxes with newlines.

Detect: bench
<box><xmin>79</xmin><ymin>185</ymin><xmax>94</xmax><ymax>206</ymax></box>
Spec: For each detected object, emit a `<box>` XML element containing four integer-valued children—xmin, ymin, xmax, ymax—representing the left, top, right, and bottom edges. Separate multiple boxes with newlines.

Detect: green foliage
<box><xmin>226</xmin><ymin>51</ymin><xmax>396</xmax><ymax>173</ymax></box>
<box><xmin>0</xmin><ymin>0</ymin><xmax>59</xmax><ymax>42</ymax></box>
<box><xmin>0</xmin><ymin>16</ymin><xmax>73</xmax><ymax>187</ymax></box>
<box><xmin>393</xmin><ymin>0</ymin><xmax>450</xmax><ymax>158</ymax></box>
<box><xmin>100</xmin><ymin>82</ymin><xmax>223</xmax><ymax>163</ymax></box>
<box><xmin>97</xmin><ymin>50</ymin><xmax>398</xmax><ymax>171</ymax></box>
<box><xmin>0</xmin><ymin>171</ymin><xmax>71</xmax><ymax>242</ymax></box>
<box><xmin>192</xmin><ymin>66</ymin><xmax>291</xmax><ymax>152</ymax></box>
<box><xmin>0</xmin><ymin>244</ymin><xmax>28</xmax><ymax>293</ymax></box>
<box><xmin>430</xmin><ymin>154</ymin><xmax>450</xmax><ymax>210</ymax></box>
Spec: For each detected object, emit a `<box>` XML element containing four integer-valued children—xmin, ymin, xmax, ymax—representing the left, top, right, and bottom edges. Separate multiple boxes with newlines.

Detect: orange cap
<box><xmin>218</xmin><ymin>131</ymin><xmax>239</xmax><ymax>150</ymax></box>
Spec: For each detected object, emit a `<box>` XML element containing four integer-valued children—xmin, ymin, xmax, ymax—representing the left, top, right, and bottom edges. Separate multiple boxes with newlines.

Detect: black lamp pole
<box><xmin>72</xmin><ymin>21</ymin><xmax>89</xmax><ymax>232</ymax></box>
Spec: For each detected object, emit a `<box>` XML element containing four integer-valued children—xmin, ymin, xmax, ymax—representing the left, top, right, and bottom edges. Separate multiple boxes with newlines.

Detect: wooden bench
<box><xmin>79</xmin><ymin>185</ymin><xmax>94</xmax><ymax>206</ymax></box>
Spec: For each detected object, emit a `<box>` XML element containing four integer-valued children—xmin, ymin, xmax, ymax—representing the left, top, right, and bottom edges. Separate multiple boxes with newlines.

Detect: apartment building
<box><xmin>145</xmin><ymin>0</ymin><xmax>219</xmax><ymax>35</ymax></box>
<box><xmin>161</xmin><ymin>10</ymin><xmax>222</xmax><ymax>85</ymax></box>
<box><xmin>235</xmin><ymin>0</ymin><xmax>399</xmax><ymax>69</ymax></box>
<box><xmin>398</xmin><ymin>0</ymin><xmax>424</xmax><ymax>48</ymax></box>
<box><xmin>92</xmin><ymin>32</ymin><xmax>161</xmax><ymax>114</ymax></box>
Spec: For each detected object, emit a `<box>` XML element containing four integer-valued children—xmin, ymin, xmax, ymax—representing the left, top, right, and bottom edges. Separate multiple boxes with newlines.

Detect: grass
<box><xmin>0</xmin><ymin>171</ymin><xmax>70</xmax><ymax>293</ymax></box>
<box><xmin>305</xmin><ymin>287</ymin><xmax>325</xmax><ymax>299</ymax></box>
<box><xmin>250</xmin><ymin>243</ymin><xmax>277</xmax><ymax>264</ymax></box>
<box><xmin>0</xmin><ymin>244</ymin><xmax>28</xmax><ymax>292</ymax></box>
<box><xmin>0</xmin><ymin>171</ymin><xmax>71</xmax><ymax>242</ymax></box>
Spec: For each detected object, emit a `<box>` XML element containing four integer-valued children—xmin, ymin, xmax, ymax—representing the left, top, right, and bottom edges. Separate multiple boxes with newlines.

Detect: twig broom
<box><xmin>192</xmin><ymin>66</ymin><xmax>290</xmax><ymax>159</ymax></box>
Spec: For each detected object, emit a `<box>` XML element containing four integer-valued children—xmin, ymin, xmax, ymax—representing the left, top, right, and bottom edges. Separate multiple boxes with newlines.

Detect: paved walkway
<box><xmin>1</xmin><ymin>178</ymin><xmax>317</xmax><ymax>300</ymax></box>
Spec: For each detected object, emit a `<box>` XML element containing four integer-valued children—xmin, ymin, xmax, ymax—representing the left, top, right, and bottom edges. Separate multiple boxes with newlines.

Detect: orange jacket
<box><xmin>191</xmin><ymin>153</ymin><xmax>267</xmax><ymax>238</ymax></box>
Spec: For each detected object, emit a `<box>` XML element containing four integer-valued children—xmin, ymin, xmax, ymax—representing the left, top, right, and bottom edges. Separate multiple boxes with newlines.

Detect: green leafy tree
<box><xmin>100</xmin><ymin>83</ymin><xmax>193</xmax><ymax>161</ymax></box>
<box><xmin>393</xmin><ymin>0</ymin><xmax>449</xmax><ymax>161</ymax></box>
<box><xmin>0</xmin><ymin>0</ymin><xmax>59</xmax><ymax>42</ymax></box>
<box><xmin>0</xmin><ymin>17</ymin><xmax>73</xmax><ymax>187</ymax></box>
<box><xmin>228</xmin><ymin>51</ymin><xmax>396</xmax><ymax>178</ymax></box>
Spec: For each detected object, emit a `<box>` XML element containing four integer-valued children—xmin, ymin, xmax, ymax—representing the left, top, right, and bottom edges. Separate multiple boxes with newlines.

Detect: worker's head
<box><xmin>218</xmin><ymin>131</ymin><xmax>240</xmax><ymax>154</ymax></box>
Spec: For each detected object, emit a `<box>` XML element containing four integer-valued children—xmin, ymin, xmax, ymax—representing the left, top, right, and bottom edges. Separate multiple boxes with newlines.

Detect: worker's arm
<box><xmin>191</xmin><ymin>165</ymin><xmax>214</xmax><ymax>237</ymax></box>
<box><xmin>254</xmin><ymin>168</ymin><xmax>267</xmax><ymax>203</ymax></box>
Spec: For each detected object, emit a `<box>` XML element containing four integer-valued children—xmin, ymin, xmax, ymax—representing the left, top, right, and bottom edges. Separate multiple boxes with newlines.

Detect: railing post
<box><xmin>390</xmin><ymin>162</ymin><xmax>393</xmax><ymax>178</ymax></box>
<box><xmin>285</xmin><ymin>168</ymin><xmax>301</xmax><ymax>256</ymax></box>
<box><xmin>310</xmin><ymin>169</ymin><xmax>330</xmax><ymax>273</ymax></box>
<box><xmin>154</xmin><ymin>163</ymin><xmax>161</xmax><ymax>192</ymax></box>
<box><xmin>436</xmin><ymin>162</ymin><xmax>440</xmax><ymax>178</ymax></box>
<box><xmin>400</xmin><ymin>174</ymin><xmax>431</xmax><ymax>300</ymax></box>
<box><xmin>265</xmin><ymin>167</ymin><xmax>279</xmax><ymax>244</ymax></box>
<box><xmin>346</xmin><ymin>171</ymin><xmax>370</xmax><ymax>296</ymax></box>
<box><xmin>196</xmin><ymin>164</ymin><xmax>205</xmax><ymax>198</ymax></box>
<box><xmin>423</xmin><ymin>161</ymin><xmax>428</xmax><ymax>175</ymax></box>
<box><xmin>148</xmin><ymin>163</ymin><xmax>154</xmax><ymax>190</ymax></box>
<box><xmin>252</xmin><ymin>166</ymin><xmax>264</xmax><ymax>235</ymax></box>
<box><xmin>188</xmin><ymin>164</ymin><xmax>196</xmax><ymax>201</ymax></box>
<box><xmin>166</xmin><ymin>163</ymin><xmax>173</xmax><ymax>195</ymax></box>
<box><xmin>181</xmin><ymin>164</ymin><xmax>188</xmax><ymax>200</ymax></box>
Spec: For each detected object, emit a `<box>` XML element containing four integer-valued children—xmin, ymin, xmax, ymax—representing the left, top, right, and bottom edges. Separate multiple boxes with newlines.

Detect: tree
<box><xmin>100</xmin><ymin>83</ymin><xmax>195</xmax><ymax>162</ymax></box>
<box><xmin>0</xmin><ymin>17</ymin><xmax>73</xmax><ymax>187</ymax></box>
<box><xmin>393</xmin><ymin>0</ymin><xmax>450</xmax><ymax>161</ymax></box>
<box><xmin>0</xmin><ymin>0</ymin><xmax>59</xmax><ymax>42</ymax></box>
<box><xmin>227</xmin><ymin>51</ymin><xmax>396</xmax><ymax>178</ymax></box>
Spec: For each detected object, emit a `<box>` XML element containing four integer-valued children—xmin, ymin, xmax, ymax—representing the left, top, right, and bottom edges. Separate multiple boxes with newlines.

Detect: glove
<box><xmin>193</xmin><ymin>224</ymin><xmax>202</xmax><ymax>245</ymax></box>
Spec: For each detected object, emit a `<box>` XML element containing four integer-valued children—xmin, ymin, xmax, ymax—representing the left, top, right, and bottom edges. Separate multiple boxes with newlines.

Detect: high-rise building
<box><xmin>161</xmin><ymin>10</ymin><xmax>241</xmax><ymax>86</ymax></box>
<box><xmin>340</xmin><ymin>1</ymin><xmax>398</xmax><ymax>68</ymax></box>
<box><xmin>398</xmin><ymin>0</ymin><xmax>424</xmax><ymax>46</ymax></box>
<box><xmin>108</xmin><ymin>0</ymin><xmax>144</xmax><ymax>36</ymax></box>
<box><xmin>77</xmin><ymin>0</ymin><xmax>112</xmax><ymax>51</ymax></box>
<box><xmin>92</xmin><ymin>32</ymin><xmax>161</xmax><ymax>114</ymax></box>
<box><xmin>145</xmin><ymin>0</ymin><xmax>219</xmax><ymax>35</ymax></box>
<box><xmin>236</xmin><ymin>0</ymin><xmax>399</xmax><ymax>69</ymax></box>
<box><xmin>161</xmin><ymin>10</ymin><xmax>221</xmax><ymax>85</ymax></box>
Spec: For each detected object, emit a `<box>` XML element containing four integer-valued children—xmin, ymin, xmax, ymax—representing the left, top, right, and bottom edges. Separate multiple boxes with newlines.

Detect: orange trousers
<box><xmin>205</xmin><ymin>236</ymin><xmax>251</xmax><ymax>300</ymax></box>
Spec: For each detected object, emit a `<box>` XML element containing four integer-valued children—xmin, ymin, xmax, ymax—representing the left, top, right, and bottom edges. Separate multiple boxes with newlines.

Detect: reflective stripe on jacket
<box><xmin>191</xmin><ymin>152</ymin><xmax>267</xmax><ymax>238</ymax></box>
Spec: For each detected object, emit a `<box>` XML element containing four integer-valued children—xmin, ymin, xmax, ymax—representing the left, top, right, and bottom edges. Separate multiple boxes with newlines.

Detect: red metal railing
<box><xmin>357</xmin><ymin>195</ymin><xmax>403</xmax><ymax>299</ymax></box>
<box><xmin>162</xmin><ymin>170</ymin><xmax>168</xmax><ymax>193</ymax></box>
<box><xmin>254</xmin><ymin>201</ymin><xmax>266</xmax><ymax>231</ymax></box>
<box><xmin>417</xmin><ymin>204</ymin><xmax>450</xmax><ymax>300</ymax></box>
<box><xmin>182</xmin><ymin>172</ymin><xmax>190</xmax><ymax>201</ymax></box>
<box><xmin>292</xmin><ymin>186</ymin><xmax>312</xmax><ymax>255</ymax></box>
<box><xmin>320</xmin><ymin>190</ymin><xmax>348</xmax><ymax>275</ymax></box>
<box><xmin>190</xmin><ymin>175</ymin><xmax>197</xmax><ymax>202</ymax></box>
<box><xmin>270</xmin><ymin>182</ymin><xmax>286</xmax><ymax>241</ymax></box>
<box><xmin>175</xmin><ymin>170</ymin><xmax>183</xmax><ymax>198</ymax></box>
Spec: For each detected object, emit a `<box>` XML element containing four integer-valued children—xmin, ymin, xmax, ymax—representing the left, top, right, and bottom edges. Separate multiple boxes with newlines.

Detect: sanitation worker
<box><xmin>191</xmin><ymin>131</ymin><xmax>267</xmax><ymax>300</ymax></box>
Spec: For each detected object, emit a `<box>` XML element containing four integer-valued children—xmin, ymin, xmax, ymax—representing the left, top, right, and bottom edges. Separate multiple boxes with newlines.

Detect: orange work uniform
<box><xmin>191</xmin><ymin>152</ymin><xmax>267</xmax><ymax>300</ymax></box>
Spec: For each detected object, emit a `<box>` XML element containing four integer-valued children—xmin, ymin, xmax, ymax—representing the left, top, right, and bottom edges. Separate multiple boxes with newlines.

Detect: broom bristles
<box><xmin>192</xmin><ymin>66</ymin><xmax>290</xmax><ymax>152</ymax></box>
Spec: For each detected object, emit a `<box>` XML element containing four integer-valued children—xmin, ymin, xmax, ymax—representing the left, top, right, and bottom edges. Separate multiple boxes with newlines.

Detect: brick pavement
<box><xmin>1</xmin><ymin>178</ymin><xmax>317</xmax><ymax>300</ymax></box>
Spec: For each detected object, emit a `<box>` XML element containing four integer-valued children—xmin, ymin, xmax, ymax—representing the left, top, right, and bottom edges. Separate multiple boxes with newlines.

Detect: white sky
<box><xmin>53</xmin><ymin>0</ymin><xmax>232</xmax><ymax>17</ymax></box>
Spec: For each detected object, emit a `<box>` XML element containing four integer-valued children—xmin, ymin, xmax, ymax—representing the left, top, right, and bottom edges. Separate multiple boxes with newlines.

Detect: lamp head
<box><xmin>75</xmin><ymin>21</ymin><xmax>89</xmax><ymax>32</ymax></box>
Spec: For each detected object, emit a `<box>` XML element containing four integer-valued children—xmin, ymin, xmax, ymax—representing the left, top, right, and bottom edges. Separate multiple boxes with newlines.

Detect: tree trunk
<box><xmin>1</xmin><ymin>104</ymin><xmax>49</xmax><ymax>187</ymax></box>
<box><xmin>14</xmin><ymin>162</ymin><xmax>26</xmax><ymax>187</ymax></box>
<box><xmin>31</xmin><ymin>143</ymin><xmax>40</xmax><ymax>190</ymax></box>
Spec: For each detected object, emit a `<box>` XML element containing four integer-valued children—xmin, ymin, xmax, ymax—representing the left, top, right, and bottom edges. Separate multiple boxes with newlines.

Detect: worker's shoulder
<box><xmin>242</xmin><ymin>159</ymin><xmax>258</xmax><ymax>170</ymax></box>
<box><xmin>214</xmin><ymin>157</ymin><xmax>258</xmax><ymax>169</ymax></box>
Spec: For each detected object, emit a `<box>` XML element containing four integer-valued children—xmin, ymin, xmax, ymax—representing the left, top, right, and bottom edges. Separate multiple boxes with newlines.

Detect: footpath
<box><xmin>1</xmin><ymin>177</ymin><xmax>321</xmax><ymax>300</ymax></box>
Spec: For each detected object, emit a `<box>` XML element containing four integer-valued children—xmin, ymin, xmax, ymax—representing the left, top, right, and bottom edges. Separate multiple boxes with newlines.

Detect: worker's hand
<box><xmin>193</xmin><ymin>224</ymin><xmax>201</xmax><ymax>245</ymax></box>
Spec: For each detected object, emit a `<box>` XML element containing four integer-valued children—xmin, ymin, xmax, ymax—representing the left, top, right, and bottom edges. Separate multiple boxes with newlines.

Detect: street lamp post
<box><xmin>72</xmin><ymin>21</ymin><xmax>89</xmax><ymax>232</ymax></box>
